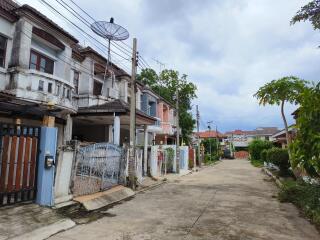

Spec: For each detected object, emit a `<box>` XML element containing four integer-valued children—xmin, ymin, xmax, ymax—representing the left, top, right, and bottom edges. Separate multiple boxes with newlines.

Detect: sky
<box><xmin>19</xmin><ymin>0</ymin><xmax>320</xmax><ymax>132</ymax></box>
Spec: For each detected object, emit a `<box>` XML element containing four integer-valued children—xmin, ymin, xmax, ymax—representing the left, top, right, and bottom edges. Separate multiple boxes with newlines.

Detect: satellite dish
<box><xmin>91</xmin><ymin>18</ymin><xmax>129</xmax><ymax>83</ymax></box>
<box><xmin>91</xmin><ymin>18</ymin><xmax>129</xmax><ymax>41</ymax></box>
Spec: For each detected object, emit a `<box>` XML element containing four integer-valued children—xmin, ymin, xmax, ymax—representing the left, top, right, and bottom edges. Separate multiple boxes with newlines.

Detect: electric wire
<box><xmin>64</xmin><ymin>0</ymin><xmax>151</xmax><ymax>68</ymax></box>
<box><xmin>39</xmin><ymin>0</ymin><xmax>131</xmax><ymax>62</ymax></box>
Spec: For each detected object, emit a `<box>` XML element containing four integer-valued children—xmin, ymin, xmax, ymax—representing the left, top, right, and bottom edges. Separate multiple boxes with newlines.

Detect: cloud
<box><xmin>21</xmin><ymin>0</ymin><xmax>320</xmax><ymax>132</ymax></box>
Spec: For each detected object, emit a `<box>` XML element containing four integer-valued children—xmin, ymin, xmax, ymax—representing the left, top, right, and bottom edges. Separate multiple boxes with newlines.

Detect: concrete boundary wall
<box><xmin>150</xmin><ymin>145</ymin><xmax>189</xmax><ymax>178</ymax></box>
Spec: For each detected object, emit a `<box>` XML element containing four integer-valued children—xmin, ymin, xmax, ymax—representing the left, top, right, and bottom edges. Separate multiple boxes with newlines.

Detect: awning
<box><xmin>74</xmin><ymin>99</ymin><xmax>157</xmax><ymax>126</ymax></box>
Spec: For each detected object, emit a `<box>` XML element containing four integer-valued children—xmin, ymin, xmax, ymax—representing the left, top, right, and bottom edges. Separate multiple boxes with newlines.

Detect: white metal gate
<box><xmin>72</xmin><ymin>143</ymin><xmax>126</xmax><ymax>197</ymax></box>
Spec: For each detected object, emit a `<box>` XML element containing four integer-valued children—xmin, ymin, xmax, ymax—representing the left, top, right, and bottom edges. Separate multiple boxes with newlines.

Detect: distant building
<box><xmin>193</xmin><ymin>130</ymin><xmax>226</xmax><ymax>145</ymax></box>
<box><xmin>272</xmin><ymin>126</ymin><xmax>296</xmax><ymax>149</ymax></box>
<box><xmin>225</xmin><ymin>127</ymin><xmax>279</xmax><ymax>148</ymax></box>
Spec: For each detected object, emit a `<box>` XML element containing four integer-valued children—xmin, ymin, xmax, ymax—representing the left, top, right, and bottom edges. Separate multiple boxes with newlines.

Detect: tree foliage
<box><xmin>202</xmin><ymin>138</ymin><xmax>219</xmax><ymax>155</ymax></box>
<box><xmin>291</xmin><ymin>0</ymin><xmax>320</xmax><ymax>30</ymax></box>
<box><xmin>254</xmin><ymin>76</ymin><xmax>308</xmax><ymax>158</ymax></box>
<box><xmin>254</xmin><ymin>76</ymin><xmax>307</xmax><ymax>106</ymax></box>
<box><xmin>291</xmin><ymin>83</ymin><xmax>320</xmax><ymax>177</ymax></box>
<box><xmin>137</xmin><ymin>68</ymin><xmax>197</xmax><ymax>144</ymax></box>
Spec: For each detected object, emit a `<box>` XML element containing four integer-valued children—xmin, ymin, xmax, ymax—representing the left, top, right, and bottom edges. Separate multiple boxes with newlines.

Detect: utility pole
<box><xmin>175</xmin><ymin>87</ymin><xmax>180</xmax><ymax>174</ymax></box>
<box><xmin>207</xmin><ymin>121</ymin><xmax>213</xmax><ymax>161</ymax></box>
<box><xmin>196</xmin><ymin>105</ymin><xmax>201</xmax><ymax>168</ymax></box>
<box><xmin>129</xmin><ymin>38</ymin><xmax>137</xmax><ymax>189</ymax></box>
<box><xmin>216</xmin><ymin>125</ymin><xmax>219</xmax><ymax>159</ymax></box>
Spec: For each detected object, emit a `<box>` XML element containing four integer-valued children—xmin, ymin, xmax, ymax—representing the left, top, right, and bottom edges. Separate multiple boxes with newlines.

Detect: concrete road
<box><xmin>49</xmin><ymin>159</ymin><xmax>319</xmax><ymax>240</ymax></box>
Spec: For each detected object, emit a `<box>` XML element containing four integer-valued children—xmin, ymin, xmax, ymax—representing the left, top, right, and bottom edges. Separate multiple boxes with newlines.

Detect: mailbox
<box><xmin>45</xmin><ymin>155</ymin><xmax>54</xmax><ymax>169</ymax></box>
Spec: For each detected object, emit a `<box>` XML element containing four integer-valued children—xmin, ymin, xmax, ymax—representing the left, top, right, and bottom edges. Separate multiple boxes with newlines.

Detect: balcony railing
<box><xmin>4</xmin><ymin>69</ymin><xmax>76</xmax><ymax>112</ymax></box>
<box><xmin>161</xmin><ymin>122</ymin><xmax>175</xmax><ymax>135</ymax></box>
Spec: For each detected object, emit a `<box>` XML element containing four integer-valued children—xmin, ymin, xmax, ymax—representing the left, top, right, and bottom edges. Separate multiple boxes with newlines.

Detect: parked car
<box><xmin>223</xmin><ymin>149</ymin><xmax>234</xmax><ymax>159</ymax></box>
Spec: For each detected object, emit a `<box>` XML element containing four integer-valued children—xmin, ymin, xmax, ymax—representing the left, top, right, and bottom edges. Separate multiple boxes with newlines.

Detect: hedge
<box><xmin>260</xmin><ymin>149</ymin><xmax>268</xmax><ymax>163</ymax></box>
<box><xmin>248</xmin><ymin>139</ymin><xmax>273</xmax><ymax>160</ymax></box>
<box><xmin>266</xmin><ymin>147</ymin><xmax>290</xmax><ymax>175</ymax></box>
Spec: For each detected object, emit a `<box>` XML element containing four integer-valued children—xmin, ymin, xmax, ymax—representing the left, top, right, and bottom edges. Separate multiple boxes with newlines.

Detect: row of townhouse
<box><xmin>0</xmin><ymin>0</ymin><xmax>178</xmax><ymax>207</ymax></box>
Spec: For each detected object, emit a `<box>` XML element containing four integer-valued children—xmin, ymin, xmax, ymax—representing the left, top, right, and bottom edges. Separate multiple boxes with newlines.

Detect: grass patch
<box><xmin>250</xmin><ymin>159</ymin><xmax>264</xmax><ymax>168</ymax></box>
<box><xmin>203</xmin><ymin>159</ymin><xmax>219</xmax><ymax>165</ymax></box>
<box><xmin>279</xmin><ymin>180</ymin><xmax>320</xmax><ymax>229</ymax></box>
<box><xmin>203</xmin><ymin>154</ymin><xmax>219</xmax><ymax>165</ymax></box>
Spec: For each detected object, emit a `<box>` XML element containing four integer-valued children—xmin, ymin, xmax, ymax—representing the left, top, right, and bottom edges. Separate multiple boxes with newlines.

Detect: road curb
<box><xmin>261</xmin><ymin>167</ymin><xmax>283</xmax><ymax>188</ymax></box>
<box><xmin>136</xmin><ymin>181</ymin><xmax>166</xmax><ymax>194</ymax></box>
<box><xmin>10</xmin><ymin>219</ymin><xmax>76</xmax><ymax>240</ymax></box>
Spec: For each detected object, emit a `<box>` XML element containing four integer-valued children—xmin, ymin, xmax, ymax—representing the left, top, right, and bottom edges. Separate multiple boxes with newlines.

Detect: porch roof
<box><xmin>0</xmin><ymin>92</ymin><xmax>66</xmax><ymax>123</ymax></box>
<box><xmin>75</xmin><ymin>99</ymin><xmax>156</xmax><ymax>126</ymax></box>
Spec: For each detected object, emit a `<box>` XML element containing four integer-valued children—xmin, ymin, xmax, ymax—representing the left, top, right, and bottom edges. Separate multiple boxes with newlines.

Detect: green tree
<box><xmin>291</xmin><ymin>83</ymin><xmax>320</xmax><ymax>177</ymax></box>
<box><xmin>137</xmin><ymin>68</ymin><xmax>158</xmax><ymax>88</ymax></box>
<box><xmin>254</xmin><ymin>76</ymin><xmax>308</xmax><ymax>157</ymax></box>
<box><xmin>137</xmin><ymin>68</ymin><xmax>197</xmax><ymax>144</ymax></box>
<box><xmin>291</xmin><ymin>0</ymin><xmax>320</xmax><ymax>30</ymax></box>
<box><xmin>202</xmin><ymin>138</ymin><xmax>219</xmax><ymax>158</ymax></box>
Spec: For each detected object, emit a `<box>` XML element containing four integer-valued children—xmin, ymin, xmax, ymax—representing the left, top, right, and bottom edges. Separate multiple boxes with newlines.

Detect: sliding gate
<box><xmin>0</xmin><ymin>124</ymin><xmax>40</xmax><ymax>206</ymax></box>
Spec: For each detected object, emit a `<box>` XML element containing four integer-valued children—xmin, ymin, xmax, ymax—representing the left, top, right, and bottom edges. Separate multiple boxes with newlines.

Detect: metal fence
<box><xmin>72</xmin><ymin>143</ymin><xmax>127</xmax><ymax>197</ymax></box>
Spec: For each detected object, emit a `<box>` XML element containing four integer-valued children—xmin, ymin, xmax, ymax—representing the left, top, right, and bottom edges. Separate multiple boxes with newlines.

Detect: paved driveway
<box><xmin>50</xmin><ymin>159</ymin><xmax>320</xmax><ymax>240</ymax></box>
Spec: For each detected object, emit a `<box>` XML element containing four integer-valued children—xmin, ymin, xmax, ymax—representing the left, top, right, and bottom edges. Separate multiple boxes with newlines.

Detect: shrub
<box><xmin>248</xmin><ymin>139</ymin><xmax>273</xmax><ymax>160</ymax></box>
<box><xmin>279</xmin><ymin>180</ymin><xmax>320</xmax><ymax>227</ymax></box>
<box><xmin>267</xmin><ymin>147</ymin><xmax>290</xmax><ymax>175</ymax></box>
<box><xmin>165</xmin><ymin>148</ymin><xmax>174</xmax><ymax>172</ymax></box>
<box><xmin>260</xmin><ymin>149</ymin><xmax>268</xmax><ymax>163</ymax></box>
<box><xmin>204</xmin><ymin>154</ymin><xmax>219</xmax><ymax>164</ymax></box>
<box><xmin>291</xmin><ymin>83</ymin><xmax>320</xmax><ymax>178</ymax></box>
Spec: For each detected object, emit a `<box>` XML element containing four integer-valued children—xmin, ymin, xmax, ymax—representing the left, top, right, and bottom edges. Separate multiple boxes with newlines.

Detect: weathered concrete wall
<box><xmin>10</xmin><ymin>18</ymin><xmax>32</xmax><ymax>69</ymax></box>
<box><xmin>0</xmin><ymin>17</ymin><xmax>14</xmax><ymax>89</ymax></box>
<box><xmin>150</xmin><ymin>145</ymin><xmax>189</xmax><ymax>177</ymax></box>
<box><xmin>54</xmin><ymin>149</ymin><xmax>74</xmax><ymax>204</ymax></box>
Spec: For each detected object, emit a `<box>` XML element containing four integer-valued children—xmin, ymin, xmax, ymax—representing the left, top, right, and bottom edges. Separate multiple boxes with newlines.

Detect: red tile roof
<box><xmin>194</xmin><ymin>131</ymin><xmax>225</xmax><ymax>138</ymax></box>
<box><xmin>225</xmin><ymin>129</ymin><xmax>246</xmax><ymax>135</ymax></box>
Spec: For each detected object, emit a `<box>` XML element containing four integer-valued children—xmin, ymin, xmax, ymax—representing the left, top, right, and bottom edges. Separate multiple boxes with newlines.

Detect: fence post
<box><xmin>36</xmin><ymin>127</ymin><xmax>57</xmax><ymax>206</ymax></box>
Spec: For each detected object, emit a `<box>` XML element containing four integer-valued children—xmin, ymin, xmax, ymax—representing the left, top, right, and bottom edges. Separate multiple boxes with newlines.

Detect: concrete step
<box><xmin>73</xmin><ymin>185</ymin><xmax>135</xmax><ymax>211</ymax></box>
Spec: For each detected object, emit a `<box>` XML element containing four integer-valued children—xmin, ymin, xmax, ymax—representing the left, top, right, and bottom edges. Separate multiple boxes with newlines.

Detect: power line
<box><xmin>61</xmin><ymin>0</ymin><xmax>133</xmax><ymax>58</ymax></box>
<box><xmin>68</xmin><ymin>0</ymin><xmax>96</xmax><ymax>22</ymax></box>
<box><xmin>139</xmin><ymin>55</ymin><xmax>151</xmax><ymax>69</ymax></box>
<box><xmin>65</xmin><ymin>0</ymin><xmax>151</xmax><ymax>68</ymax></box>
<box><xmin>22</xmin><ymin>26</ymin><xmax>131</xmax><ymax>76</ymax></box>
<box><xmin>39</xmin><ymin>0</ymin><xmax>131</xmax><ymax>62</ymax></box>
<box><xmin>20</xmin><ymin>29</ymin><xmax>93</xmax><ymax>76</ymax></box>
<box><xmin>54</xmin><ymin>0</ymin><xmax>133</xmax><ymax>61</ymax></box>
<box><xmin>7</xmin><ymin>0</ymin><xmax>132</xmax><ymax>75</ymax></box>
